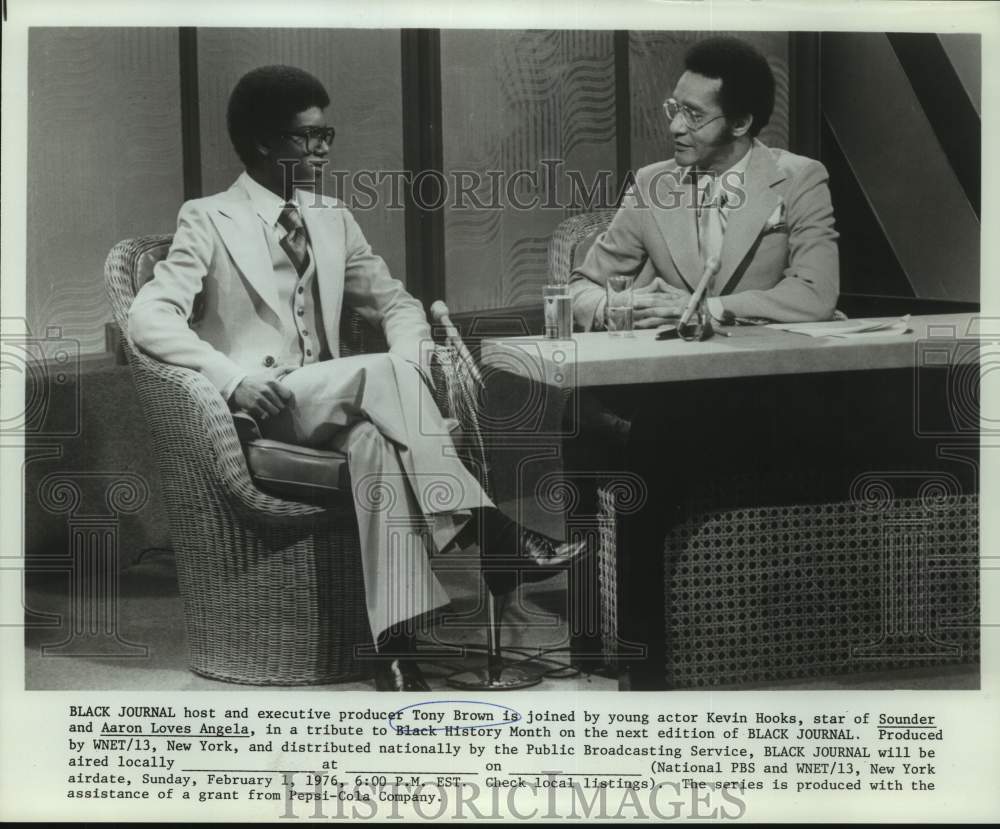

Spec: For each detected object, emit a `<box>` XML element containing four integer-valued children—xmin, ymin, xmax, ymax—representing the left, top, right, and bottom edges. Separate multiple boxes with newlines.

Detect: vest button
<box><xmin>263</xmin><ymin>355</ymin><xmax>275</xmax><ymax>367</ymax></box>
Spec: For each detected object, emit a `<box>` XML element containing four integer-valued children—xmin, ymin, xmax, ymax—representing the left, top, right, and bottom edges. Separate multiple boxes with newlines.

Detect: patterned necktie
<box><xmin>277</xmin><ymin>203</ymin><xmax>311</xmax><ymax>276</ymax></box>
<box><xmin>698</xmin><ymin>175</ymin><xmax>725</xmax><ymax>269</ymax></box>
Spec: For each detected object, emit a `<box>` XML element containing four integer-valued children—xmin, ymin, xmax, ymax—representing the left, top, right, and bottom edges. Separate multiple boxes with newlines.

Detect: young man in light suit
<box><xmin>129</xmin><ymin>65</ymin><xmax>572</xmax><ymax>691</ymax></box>
<box><xmin>570</xmin><ymin>36</ymin><xmax>839</xmax><ymax>329</ymax></box>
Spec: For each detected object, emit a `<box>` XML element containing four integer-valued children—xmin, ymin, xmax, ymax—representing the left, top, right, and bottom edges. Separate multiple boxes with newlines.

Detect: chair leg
<box><xmin>447</xmin><ymin>587</ymin><xmax>541</xmax><ymax>690</ymax></box>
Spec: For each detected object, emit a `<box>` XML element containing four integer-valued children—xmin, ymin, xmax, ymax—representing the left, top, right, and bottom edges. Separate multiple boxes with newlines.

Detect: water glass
<box><xmin>543</xmin><ymin>284</ymin><xmax>572</xmax><ymax>339</ymax></box>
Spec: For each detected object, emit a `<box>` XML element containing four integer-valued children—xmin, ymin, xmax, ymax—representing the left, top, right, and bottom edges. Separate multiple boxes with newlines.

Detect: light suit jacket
<box><xmin>570</xmin><ymin>139</ymin><xmax>840</xmax><ymax>328</ymax></box>
<box><xmin>128</xmin><ymin>180</ymin><xmax>430</xmax><ymax>395</ymax></box>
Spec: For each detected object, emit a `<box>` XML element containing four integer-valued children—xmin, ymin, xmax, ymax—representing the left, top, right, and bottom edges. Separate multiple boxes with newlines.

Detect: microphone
<box><xmin>677</xmin><ymin>256</ymin><xmax>721</xmax><ymax>329</ymax></box>
<box><xmin>430</xmin><ymin>300</ymin><xmax>452</xmax><ymax>329</ymax></box>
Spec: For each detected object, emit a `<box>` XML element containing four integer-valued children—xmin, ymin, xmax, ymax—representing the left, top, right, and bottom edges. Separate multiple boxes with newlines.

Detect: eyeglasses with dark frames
<box><xmin>278</xmin><ymin>126</ymin><xmax>337</xmax><ymax>151</ymax></box>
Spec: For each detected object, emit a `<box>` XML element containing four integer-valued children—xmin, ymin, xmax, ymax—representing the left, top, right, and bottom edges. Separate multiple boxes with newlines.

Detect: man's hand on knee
<box><xmin>230</xmin><ymin>371</ymin><xmax>295</xmax><ymax>420</ymax></box>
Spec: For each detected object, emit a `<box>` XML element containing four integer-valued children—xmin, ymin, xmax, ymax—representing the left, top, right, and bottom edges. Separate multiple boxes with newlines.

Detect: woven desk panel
<box><xmin>597</xmin><ymin>490</ymin><xmax>979</xmax><ymax>687</ymax></box>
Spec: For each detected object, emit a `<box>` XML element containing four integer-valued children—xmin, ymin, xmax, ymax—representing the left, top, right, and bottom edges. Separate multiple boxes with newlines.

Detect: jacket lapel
<box><xmin>649</xmin><ymin>168</ymin><xmax>702</xmax><ymax>291</ymax></box>
<box><xmin>716</xmin><ymin>140</ymin><xmax>785</xmax><ymax>292</ymax></box>
<box><xmin>209</xmin><ymin>185</ymin><xmax>281</xmax><ymax>317</ymax></box>
<box><xmin>299</xmin><ymin>195</ymin><xmax>344</xmax><ymax>354</ymax></box>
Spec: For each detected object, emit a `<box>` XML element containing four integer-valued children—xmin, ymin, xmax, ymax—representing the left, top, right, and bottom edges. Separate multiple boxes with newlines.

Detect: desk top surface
<box><xmin>479</xmin><ymin>313</ymin><xmax>980</xmax><ymax>387</ymax></box>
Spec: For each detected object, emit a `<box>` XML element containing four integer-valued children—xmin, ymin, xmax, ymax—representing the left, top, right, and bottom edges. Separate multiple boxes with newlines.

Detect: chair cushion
<box><xmin>239</xmin><ymin>419</ymin><xmax>460</xmax><ymax>503</ymax></box>
<box><xmin>244</xmin><ymin>440</ymin><xmax>351</xmax><ymax>501</ymax></box>
<box><xmin>232</xmin><ymin>411</ymin><xmax>350</xmax><ymax>500</ymax></box>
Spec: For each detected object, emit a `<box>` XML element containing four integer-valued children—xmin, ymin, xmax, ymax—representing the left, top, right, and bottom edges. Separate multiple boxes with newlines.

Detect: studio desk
<box><xmin>479</xmin><ymin>314</ymin><xmax>982</xmax><ymax>690</ymax></box>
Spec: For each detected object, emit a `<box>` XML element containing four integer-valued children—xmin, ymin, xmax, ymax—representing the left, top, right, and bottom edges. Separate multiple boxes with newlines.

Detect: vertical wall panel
<box><xmin>938</xmin><ymin>34</ymin><xmax>981</xmax><ymax>116</ymax></box>
<box><xmin>196</xmin><ymin>29</ymin><xmax>406</xmax><ymax>282</ymax></box>
<box><xmin>630</xmin><ymin>31</ymin><xmax>790</xmax><ymax>170</ymax></box>
<box><xmin>441</xmin><ymin>30</ymin><xmax>617</xmax><ymax>312</ymax></box>
<box><xmin>27</xmin><ymin>28</ymin><xmax>184</xmax><ymax>355</ymax></box>
<box><xmin>822</xmin><ymin>33</ymin><xmax>979</xmax><ymax>302</ymax></box>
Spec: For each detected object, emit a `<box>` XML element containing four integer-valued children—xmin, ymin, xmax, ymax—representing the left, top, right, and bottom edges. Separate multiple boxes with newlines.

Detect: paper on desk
<box><xmin>767</xmin><ymin>315</ymin><xmax>912</xmax><ymax>338</ymax></box>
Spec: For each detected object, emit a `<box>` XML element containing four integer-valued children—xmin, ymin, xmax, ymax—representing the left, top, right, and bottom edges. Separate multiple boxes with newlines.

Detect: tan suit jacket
<box><xmin>570</xmin><ymin>139</ymin><xmax>840</xmax><ymax>328</ymax></box>
<box><xmin>129</xmin><ymin>180</ymin><xmax>429</xmax><ymax>394</ymax></box>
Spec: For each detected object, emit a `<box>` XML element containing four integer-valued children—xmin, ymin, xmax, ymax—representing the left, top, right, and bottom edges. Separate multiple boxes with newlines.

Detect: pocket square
<box><xmin>764</xmin><ymin>201</ymin><xmax>787</xmax><ymax>232</ymax></box>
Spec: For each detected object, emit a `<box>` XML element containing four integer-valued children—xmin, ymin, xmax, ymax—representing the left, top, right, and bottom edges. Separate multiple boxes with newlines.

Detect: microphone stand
<box><xmin>431</xmin><ymin>302</ymin><xmax>540</xmax><ymax>690</ymax></box>
<box><xmin>677</xmin><ymin>256</ymin><xmax>721</xmax><ymax>338</ymax></box>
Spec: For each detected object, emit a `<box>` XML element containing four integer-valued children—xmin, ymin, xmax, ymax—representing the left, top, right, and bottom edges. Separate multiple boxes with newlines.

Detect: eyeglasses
<box><xmin>662</xmin><ymin>98</ymin><xmax>725</xmax><ymax>132</ymax></box>
<box><xmin>278</xmin><ymin>126</ymin><xmax>336</xmax><ymax>151</ymax></box>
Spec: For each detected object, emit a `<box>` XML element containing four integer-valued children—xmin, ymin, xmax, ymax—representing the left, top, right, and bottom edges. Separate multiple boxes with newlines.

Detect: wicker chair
<box><xmin>548</xmin><ymin>209</ymin><xmax>618</xmax><ymax>285</ymax></box>
<box><xmin>105</xmin><ymin>235</ymin><xmax>486</xmax><ymax>685</ymax></box>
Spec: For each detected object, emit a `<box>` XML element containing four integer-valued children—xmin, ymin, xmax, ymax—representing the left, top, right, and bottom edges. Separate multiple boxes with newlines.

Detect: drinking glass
<box><xmin>543</xmin><ymin>284</ymin><xmax>572</xmax><ymax>339</ymax></box>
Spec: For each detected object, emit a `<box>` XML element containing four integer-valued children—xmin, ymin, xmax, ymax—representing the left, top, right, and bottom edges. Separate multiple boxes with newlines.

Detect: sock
<box><xmin>376</xmin><ymin>622</ymin><xmax>416</xmax><ymax>658</ymax></box>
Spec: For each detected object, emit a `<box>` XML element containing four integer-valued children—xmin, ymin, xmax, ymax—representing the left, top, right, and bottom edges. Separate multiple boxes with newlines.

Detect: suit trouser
<box><xmin>260</xmin><ymin>352</ymin><xmax>493</xmax><ymax>642</ymax></box>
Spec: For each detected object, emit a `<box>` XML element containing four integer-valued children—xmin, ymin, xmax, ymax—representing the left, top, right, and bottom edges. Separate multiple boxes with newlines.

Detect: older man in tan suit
<box><xmin>129</xmin><ymin>65</ymin><xmax>567</xmax><ymax>691</ymax></box>
<box><xmin>571</xmin><ymin>37</ymin><xmax>840</xmax><ymax>689</ymax></box>
<box><xmin>571</xmin><ymin>37</ymin><xmax>839</xmax><ymax>328</ymax></box>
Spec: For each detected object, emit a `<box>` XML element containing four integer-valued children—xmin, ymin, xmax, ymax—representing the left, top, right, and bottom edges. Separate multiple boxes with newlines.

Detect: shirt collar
<box><xmin>724</xmin><ymin>143</ymin><xmax>753</xmax><ymax>180</ymax></box>
<box><xmin>684</xmin><ymin>143</ymin><xmax>755</xmax><ymax>192</ymax></box>
<box><xmin>238</xmin><ymin>171</ymin><xmax>298</xmax><ymax>229</ymax></box>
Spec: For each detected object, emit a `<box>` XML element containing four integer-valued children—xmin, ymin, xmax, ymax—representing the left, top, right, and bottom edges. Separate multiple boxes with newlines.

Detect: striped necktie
<box><xmin>278</xmin><ymin>202</ymin><xmax>311</xmax><ymax>276</ymax></box>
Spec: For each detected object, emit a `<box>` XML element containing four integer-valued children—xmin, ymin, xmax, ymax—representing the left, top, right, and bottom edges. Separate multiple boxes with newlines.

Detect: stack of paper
<box><xmin>768</xmin><ymin>315</ymin><xmax>912</xmax><ymax>338</ymax></box>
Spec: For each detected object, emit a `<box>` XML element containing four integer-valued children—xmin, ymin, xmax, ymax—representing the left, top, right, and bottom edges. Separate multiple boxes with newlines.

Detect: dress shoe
<box><xmin>478</xmin><ymin>508</ymin><xmax>587</xmax><ymax>595</ymax></box>
<box><xmin>373</xmin><ymin>658</ymin><xmax>430</xmax><ymax>692</ymax></box>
